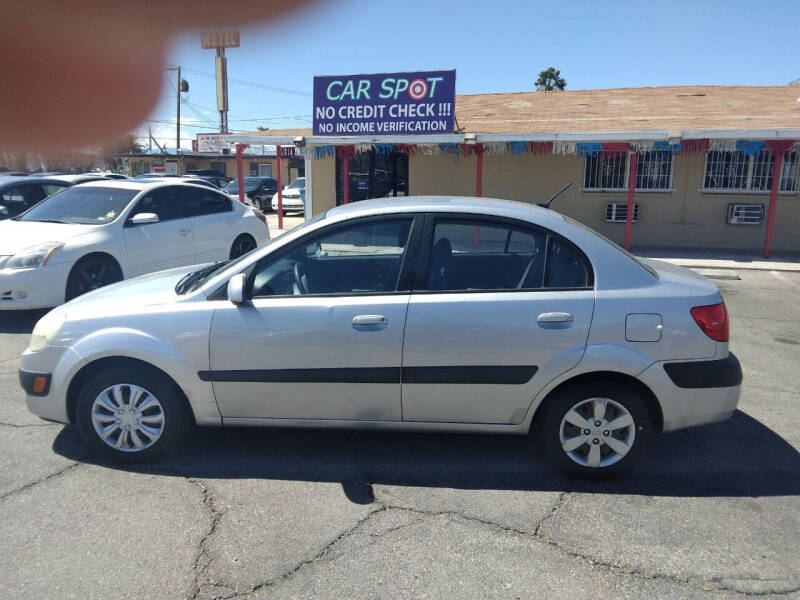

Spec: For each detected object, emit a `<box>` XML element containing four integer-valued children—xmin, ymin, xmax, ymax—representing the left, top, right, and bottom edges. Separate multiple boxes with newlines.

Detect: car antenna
<box><xmin>536</xmin><ymin>181</ymin><xmax>573</xmax><ymax>209</ymax></box>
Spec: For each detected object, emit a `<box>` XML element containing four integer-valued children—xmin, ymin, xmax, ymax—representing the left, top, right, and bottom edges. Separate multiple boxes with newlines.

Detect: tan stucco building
<box><xmin>230</xmin><ymin>85</ymin><xmax>800</xmax><ymax>254</ymax></box>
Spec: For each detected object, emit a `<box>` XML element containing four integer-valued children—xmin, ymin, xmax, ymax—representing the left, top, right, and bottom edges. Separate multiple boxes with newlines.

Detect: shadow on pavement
<box><xmin>0</xmin><ymin>309</ymin><xmax>47</xmax><ymax>334</ymax></box>
<box><xmin>53</xmin><ymin>410</ymin><xmax>799</xmax><ymax>501</ymax></box>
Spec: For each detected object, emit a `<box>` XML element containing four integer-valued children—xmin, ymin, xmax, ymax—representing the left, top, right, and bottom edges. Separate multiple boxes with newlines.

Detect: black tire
<box><xmin>538</xmin><ymin>381</ymin><xmax>652</xmax><ymax>479</ymax></box>
<box><xmin>75</xmin><ymin>365</ymin><xmax>193</xmax><ymax>463</ymax></box>
<box><xmin>229</xmin><ymin>233</ymin><xmax>257</xmax><ymax>259</ymax></box>
<box><xmin>65</xmin><ymin>255</ymin><xmax>123</xmax><ymax>301</ymax></box>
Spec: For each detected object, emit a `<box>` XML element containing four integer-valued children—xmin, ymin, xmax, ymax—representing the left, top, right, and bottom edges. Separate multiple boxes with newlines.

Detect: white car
<box><xmin>271</xmin><ymin>177</ymin><xmax>305</xmax><ymax>214</ymax></box>
<box><xmin>19</xmin><ymin>197</ymin><xmax>741</xmax><ymax>477</ymax></box>
<box><xmin>0</xmin><ymin>180</ymin><xmax>269</xmax><ymax>309</ymax></box>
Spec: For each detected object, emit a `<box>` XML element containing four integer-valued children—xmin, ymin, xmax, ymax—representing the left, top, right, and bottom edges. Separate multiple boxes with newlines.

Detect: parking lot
<box><xmin>0</xmin><ymin>266</ymin><xmax>798</xmax><ymax>599</ymax></box>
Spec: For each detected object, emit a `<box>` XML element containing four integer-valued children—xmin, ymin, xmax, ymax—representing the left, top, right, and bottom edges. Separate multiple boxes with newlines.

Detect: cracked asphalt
<box><xmin>0</xmin><ymin>269</ymin><xmax>798</xmax><ymax>599</ymax></box>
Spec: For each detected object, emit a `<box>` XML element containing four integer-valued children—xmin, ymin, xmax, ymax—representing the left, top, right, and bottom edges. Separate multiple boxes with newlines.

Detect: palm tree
<box><xmin>535</xmin><ymin>67</ymin><xmax>567</xmax><ymax>91</ymax></box>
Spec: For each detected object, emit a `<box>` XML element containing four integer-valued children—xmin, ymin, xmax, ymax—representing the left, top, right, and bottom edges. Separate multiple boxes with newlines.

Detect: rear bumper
<box><xmin>663</xmin><ymin>353</ymin><xmax>742</xmax><ymax>388</ymax></box>
<box><xmin>638</xmin><ymin>353</ymin><xmax>742</xmax><ymax>432</ymax></box>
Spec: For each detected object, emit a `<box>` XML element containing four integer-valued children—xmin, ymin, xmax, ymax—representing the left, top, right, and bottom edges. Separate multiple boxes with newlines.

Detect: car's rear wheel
<box><xmin>230</xmin><ymin>234</ymin><xmax>256</xmax><ymax>259</ymax></box>
<box><xmin>539</xmin><ymin>382</ymin><xmax>652</xmax><ymax>478</ymax></box>
<box><xmin>65</xmin><ymin>255</ymin><xmax>122</xmax><ymax>301</ymax></box>
<box><xmin>75</xmin><ymin>366</ymin><xmax>192</xmax><ymax>463</ymax></box>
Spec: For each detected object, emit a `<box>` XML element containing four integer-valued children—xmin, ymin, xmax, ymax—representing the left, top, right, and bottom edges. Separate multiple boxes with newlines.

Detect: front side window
<box><xmin>425</xmin><ymin>218</ymin><xmax>590</xmax><ymax>292</ymax></box>
<box><xmin>18</xmin><ymin>186</ymin><xmax>137</xmax><ymax>224</ymax></box>
<box><xmin>251</xmin><ymin>217</ymin><xmax>413</xmax><ymax>297</ymax></box>
<box><xmin>703</xmin><ymin>150</ymin><xmax>799</xmax><ymax>192</ymax></box>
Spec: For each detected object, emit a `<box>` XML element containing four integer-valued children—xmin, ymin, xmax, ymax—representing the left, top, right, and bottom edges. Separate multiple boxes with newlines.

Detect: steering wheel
<box><xmin>293</xmin><ymin>262</ymin><xmax>310</xmax><ymax>295</ymax></box>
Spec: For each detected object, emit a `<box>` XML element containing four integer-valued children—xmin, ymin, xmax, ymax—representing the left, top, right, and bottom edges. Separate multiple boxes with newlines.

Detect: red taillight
<box><xmin>691</xmin><ymin>303</ymin><xmax>729</xmax><ymax>342</ymax></box>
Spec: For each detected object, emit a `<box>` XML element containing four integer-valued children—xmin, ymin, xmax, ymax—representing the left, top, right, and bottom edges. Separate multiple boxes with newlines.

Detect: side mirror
<box><xmin>129</xmin><ymin>212</ymin><xmax>159</xmax><ymax>225</ymax></box>
<box><xmin>228</xmin><ymin>273</ymin><xmax>247</xmax><ymax>305</ymax></box>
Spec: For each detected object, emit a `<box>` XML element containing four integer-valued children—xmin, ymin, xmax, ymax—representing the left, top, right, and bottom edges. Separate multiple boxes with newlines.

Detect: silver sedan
<box><xmin>19</xmin><ymin>196</ymin><xmax>741</xmax><ymax>477</ymax></box>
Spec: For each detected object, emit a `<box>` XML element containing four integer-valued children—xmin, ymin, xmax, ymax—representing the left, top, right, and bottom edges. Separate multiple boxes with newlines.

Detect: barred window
<box><xmin>704</xmin><ymin>150</ymin><xmax>799</xmax><ymax>192</ymax></box>
<box><xmin>584</xmin><ymin>151</ymin><xmax>673</xmax><ymax>191</ymax></box>
<box><xmin>584</xmin><ymin>153</ymin><xmax>627</xmax><ymax>190</ymax></box>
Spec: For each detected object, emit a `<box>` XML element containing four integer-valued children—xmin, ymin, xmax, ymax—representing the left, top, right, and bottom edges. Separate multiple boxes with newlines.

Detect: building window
<box><xmin>703</xmin><ymin>150</ymin><xmax>799</xmax><ymax>192</ymax></box>
<box><xmin>210</xmin><ymin>162</ymin><xmax>226</xmax><ymax>176</ymax></box>
<box><xmin>183</xmin><ymin>162</ymin><xmax>196</xmax><ymax>172</ymax></box>
<box><xmin>584</xmin><ymin>151</ymin><xmax>673</xmax><ymax>191</ymax></box>
<box><xmin>249</xmin><ymin>162</ymin><xmax>259</xmax><ymax>177</ymax></box>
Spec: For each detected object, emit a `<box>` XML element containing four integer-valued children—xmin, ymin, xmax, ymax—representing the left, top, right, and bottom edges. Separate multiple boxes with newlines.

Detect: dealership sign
<box><xmin>313</xmin><ymin>70</ymin><xmax>455</xmax><ymax>136</ymax></box>
<box><xmin>196</xmin><ymin>133</ymin><xmax>233</xmax><ymax>153</ymax></box>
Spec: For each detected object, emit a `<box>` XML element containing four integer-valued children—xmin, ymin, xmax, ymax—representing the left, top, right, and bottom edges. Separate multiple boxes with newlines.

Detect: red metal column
<box><xmin>764</xmin><ymin>140</ymin><xmax>793</xmax><ymax>258</ymax></box>
<box><xmin>475</xmin><ymin>144</ymin><xmax>483</xmax><ymax>197</ymax></box>
<box><xmin>624</xmin><ymin>148</ymin><xmax>638</xmax><ymax>251</ymax></box>
<box><xmin>342</xmin><ymin>155</ymin><xmax>350</xmax><ymax>204</ymax></box>
<box><xmin>276</xmin><ymin>146</ymin><xmax>283</xmax><ymax>230</ymax></box>
<box><xmin>235</xmin><ymin>144</ymin><xmax>247</xmax><ymax>204</ymax></box>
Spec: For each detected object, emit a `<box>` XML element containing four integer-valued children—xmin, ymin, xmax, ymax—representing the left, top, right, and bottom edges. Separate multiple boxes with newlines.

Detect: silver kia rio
<box><xmin>19</xmin><ymin>197</ymin><xmax>741</xmax><ymax>477</ymax></box>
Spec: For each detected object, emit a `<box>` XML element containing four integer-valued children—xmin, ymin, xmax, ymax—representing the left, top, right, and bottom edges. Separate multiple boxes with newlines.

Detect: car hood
<box><xmin>0</xmin><ymin>220</ymin><xmax>102</xmax><ymax>255</ymax></box>
<box><xmin>60</xmin><ymin>264</ymin><xmax>201</xmax><ymax>314</ymax></box>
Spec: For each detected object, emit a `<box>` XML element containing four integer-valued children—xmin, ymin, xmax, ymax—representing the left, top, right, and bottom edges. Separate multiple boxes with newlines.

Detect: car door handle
<box><xmin>538</xmin><ymin>312</ymin><xmax>574</xmax><ymax>323</ymax></box>
<box><xmin>352</xmin><ymin>315</ymin><xmax>388</xmax><ymax>326</ymax></box>
<box><xmin>178</xmin><ymin>228</ymin><xmax>191</xmax><ymax>236</ymax></box>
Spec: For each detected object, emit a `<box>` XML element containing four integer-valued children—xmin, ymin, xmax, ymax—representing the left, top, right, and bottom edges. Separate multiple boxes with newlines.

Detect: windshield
<box><xmin>17</xmin><ymin>186</ymin><xmax>138</xmax><ymax>224</ymax></box>
<box><xmin>288</xmin><ymin>178</ymin><xmax>305</xmax><ymax>189</ymax></box>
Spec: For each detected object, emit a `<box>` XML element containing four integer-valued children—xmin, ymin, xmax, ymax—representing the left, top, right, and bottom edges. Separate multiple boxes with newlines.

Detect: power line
<box><xmin>180</xmin><ymin>66</ymin><xmax>312</xmax><ymax>97</ymax></box>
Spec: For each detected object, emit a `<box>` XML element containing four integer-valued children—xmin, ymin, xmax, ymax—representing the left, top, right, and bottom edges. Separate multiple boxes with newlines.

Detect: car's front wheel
<box><xmin>539</xmin><ymin>381</ymin><xmax>652</xmax><ymax>478</ymax></box>
<box><xmin>65</xmin><ymin>255</ymin><xmax>123</xmax><ymax>301</ymax></box>
<box><xmin>75</xmin><ymin>365</ymin><xmax>193</xmax><ymax>463</ymax></box>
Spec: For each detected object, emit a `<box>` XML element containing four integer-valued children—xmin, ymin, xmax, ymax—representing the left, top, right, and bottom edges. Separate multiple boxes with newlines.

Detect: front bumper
<box><xmin>272</xmin><ymin>196</ymin><xmax>304</xmax><ymax>210</ymax></box>
<box><xmin>638</xmin><ymin>352</ymin><xmax>742</xmax><ymax>432</ymax></box>
<box><xmin>19</xmin><ymin>344</ymin><xmax>84</xmax><ymax>424</ymax></box>
<box><xmin>0</xmin><ymin>261</ymin><xmax>72</xmax><ymax>310</ymax></box>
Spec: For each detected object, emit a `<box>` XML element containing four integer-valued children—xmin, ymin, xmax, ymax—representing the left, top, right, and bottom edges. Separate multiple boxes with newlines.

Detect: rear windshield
<box><xmin>17</xmin><ymin>186</ymin><xmax>137</xmax><ymax>225</ymax></box>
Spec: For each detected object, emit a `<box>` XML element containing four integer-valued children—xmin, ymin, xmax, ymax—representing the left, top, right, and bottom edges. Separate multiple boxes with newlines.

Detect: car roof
<box><xmin>325</xmin><ymin>196</ymin><xmax>566</xmax><ymax>227</ymax></box>
<box><xmin>0</xmin><ymin>176</ymin><xmax>75</xmax><ymax>188</ymax></box>
<box><xmin>75</xmin><ymin>180</ymin><xmax>229</xmax><ymax>192</ymax></box>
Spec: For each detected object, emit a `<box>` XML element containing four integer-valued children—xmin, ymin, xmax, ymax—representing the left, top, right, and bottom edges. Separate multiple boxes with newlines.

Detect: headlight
<box><xmin>6</xmin><ymin>242</ymin><xmax>64</xmax><ymax>269</ymax></box>
<box><xmin>29</xmin><ymin>312</ymin><xmax>67</xmax><ymax>352</ymax></box>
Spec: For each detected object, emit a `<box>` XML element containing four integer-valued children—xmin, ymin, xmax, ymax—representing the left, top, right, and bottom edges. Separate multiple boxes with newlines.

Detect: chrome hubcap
<box><xmin>90</xmin><ymin>384</ymin><xmax>164</xmax><ymax>453</ymax></box>
<box><xmin>559</xmin><ymin>397</ymin><xmax>635</xmax><ymax>468</ymax></box>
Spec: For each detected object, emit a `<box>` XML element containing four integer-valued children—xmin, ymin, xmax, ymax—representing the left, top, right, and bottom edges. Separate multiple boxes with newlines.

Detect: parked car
<box><xmin>185</xmin><ymin>168</ymin><xmax>229</xmax><ymax>181</ymax></box>
<box><xmin>19</xmin><ymin>196</ymin><xmax>741</xmax><ymax>476</ymax></box>
<box><xmin>44</xmin><ymin>174</ymin><xmax>110</xmax><ymax>184</ymax></box>
<box><xmin>0</xmin><ymin>176</ymin><xmax>73</xmax><ymax>220</ymax></box>
<box><xmin>0</xmin><ymin>180</ymin><xmax>268</xmax><ymax>309</ymax></box>
<box><xmin>225</xmin><ymin>177</ymin><xmax>278</xmax><ymax>211</ymax></box>
<box><xmin>271</xmin><ymin>177</ymin><xmax>305</xmax><ymax>214</ymax></box>
<box><xmin>82</xmin><ymin>172</ymin><xmax>129</xmax><ymax>180</ymax></box>
<box><xmin>133</xmin><ymin>173</ymin><xmax>182</xmax><ymax>179</ymax></box>
<box><xmin>136</xmin><ymin>176</ymin><xmax>268</xmax><ymax>224</ymax></box>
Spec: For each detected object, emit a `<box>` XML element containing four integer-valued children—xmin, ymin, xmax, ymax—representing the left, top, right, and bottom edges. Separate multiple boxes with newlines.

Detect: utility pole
<box><xmin>165</xmin><ymin>65</ymin><xmax>189</xmax><ymax>154</ymax></box>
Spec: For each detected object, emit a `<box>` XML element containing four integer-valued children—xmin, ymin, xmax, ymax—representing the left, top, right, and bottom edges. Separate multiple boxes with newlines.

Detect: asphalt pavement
<box><xmin>0</xmin><ymin>268</ymin><xmax>798</xmax><ymax>599</ymax></box>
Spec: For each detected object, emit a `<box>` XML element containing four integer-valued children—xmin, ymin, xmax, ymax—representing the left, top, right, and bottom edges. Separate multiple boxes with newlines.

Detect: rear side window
<box><xmin>425</xmin><ymin>217</ymin><xmax>591</xmax><ymax>292</ymax></box>
<box><xmin>545</xmin><ymin>238</ymin><xmax>590</xmax><ymax>288</ymax></box>
<box><xmin>182</xmin><ymin>187</ymin><xmax>232</xmax><ymax>216</ymax></box>
<box><xmin>42</xmin><ymin>183</ymin><xmax>70</xmax><ymax>196</ymax></box>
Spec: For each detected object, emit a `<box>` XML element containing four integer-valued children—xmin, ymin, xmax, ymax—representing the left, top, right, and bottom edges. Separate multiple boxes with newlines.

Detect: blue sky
<box><xmin>144</xmin><ymin>0</ymin><xmax>800</xmax><ymax>148</ymax></box>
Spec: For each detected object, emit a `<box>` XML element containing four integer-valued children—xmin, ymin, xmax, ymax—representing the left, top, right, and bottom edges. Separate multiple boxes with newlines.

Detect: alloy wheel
<box><xmin>558</xmin><ymin>397</ymin><xmax>636</xmax><ymax>468</ymax></box>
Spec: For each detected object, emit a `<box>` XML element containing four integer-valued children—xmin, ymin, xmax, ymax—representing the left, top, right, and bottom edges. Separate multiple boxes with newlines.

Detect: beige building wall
<box><xmin>310</xmin><ymin>155</ymin><xmax>337</xmax><ymax>213</ymax></box>
<box><xmin>307</xmin><ymin>150</ymin><xmax>799</xmax><ymax>252</ymax></box>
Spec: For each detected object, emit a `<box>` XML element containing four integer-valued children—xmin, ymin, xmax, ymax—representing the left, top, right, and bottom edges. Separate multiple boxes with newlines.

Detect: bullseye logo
<box><xmin>407</xmin><ymin>78</ymin><xmax>429</xmax><ymax>101</ymax></box>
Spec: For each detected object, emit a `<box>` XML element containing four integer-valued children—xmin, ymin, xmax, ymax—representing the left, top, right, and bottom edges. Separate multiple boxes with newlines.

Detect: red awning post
<box><xmin>276</xmin><ymin>145</ymin><xmax>283</xmax><ymax>230</ymax></box>
<box><xmin>764</xmin><ymin>140</ymin><xmax>793</xmax><ymax>258</ymax></box>
<box><xmin>235</xmin><ymin>143</ymin><xmax>248</xmax><ymax>204</ymax></box>
<box><xmin>475</xmin><ymin>143</ymin><xmax>484</xmax><ymax>197</ymax></box>
<box><xmin>624</xmin><ymin>148</ymin><xmax>638</xmax><ymax>251</ymax></box>
<box><xmin>337</xmin><ymin>145</ymin><xmax>355</xmax><ymax>205</ymax></box>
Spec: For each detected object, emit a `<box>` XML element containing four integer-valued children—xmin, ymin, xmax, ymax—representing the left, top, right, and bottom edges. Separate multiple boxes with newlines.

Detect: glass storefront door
<box><xmin>336</xmin><ymin>150</ymin><xmax>408</xmax><ymax>205</ymax></box>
